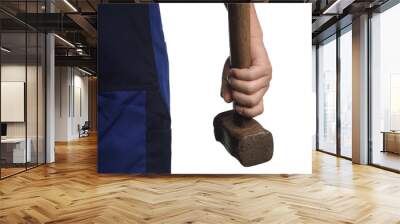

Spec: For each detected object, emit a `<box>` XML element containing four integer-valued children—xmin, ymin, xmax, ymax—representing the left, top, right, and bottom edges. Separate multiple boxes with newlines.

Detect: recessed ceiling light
<box><xmin>323</xmin><ymin>0</ymin><xmax>354</xmax><ymax>15</ymax></box>
<box><xmin>1</xmin><ymin>47</ymin><xmax>11</xmax><ymax>53</ymax></box>
<box><xmin>63</xmin><ymin>0</ymin><xmax>78</xmax><ymax>12</ymax></box>
<box><xmin>78</xmin><ymin>67</ymin><xmax>93</xmax><ymax>76</ymax></box>
<box><xmin>54</xmin><ymin>34</ymin><xmax>75</xmax><ymax>48</ymax></box>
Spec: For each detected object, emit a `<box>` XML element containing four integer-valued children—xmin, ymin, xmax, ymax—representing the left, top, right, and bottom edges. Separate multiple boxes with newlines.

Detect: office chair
<box><xmin>79</xmin><ymin>121</ymin><xmax>90</xmax><ymax>138</ymax></box>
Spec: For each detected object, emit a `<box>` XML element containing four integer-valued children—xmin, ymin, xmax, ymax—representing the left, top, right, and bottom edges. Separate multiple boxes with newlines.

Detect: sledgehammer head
<box><xmin>213</xmin><ymin>110</ymin><xmax>273</xmax><ymax>167</ymax></box>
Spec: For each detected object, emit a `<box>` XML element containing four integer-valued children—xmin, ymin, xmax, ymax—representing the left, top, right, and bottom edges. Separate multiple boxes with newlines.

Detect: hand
<box><xmin>220</xmin><ymin>7</ymin><xmax>272</xmax><ymax>118</ymax></box>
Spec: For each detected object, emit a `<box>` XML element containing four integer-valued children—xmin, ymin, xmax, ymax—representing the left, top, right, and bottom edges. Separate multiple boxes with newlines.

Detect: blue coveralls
<box><xmin>97</xmin><ymin>4</ymin><xmax>171</xmax><ymax>173</ymax></box>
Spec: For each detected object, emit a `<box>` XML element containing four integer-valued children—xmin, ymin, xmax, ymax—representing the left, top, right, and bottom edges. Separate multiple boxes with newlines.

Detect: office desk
<box><xmin>1</xmin><ymin>138</ymin><xmax>31</xmax><ymax>163</ymax></box>
<box><xmin>382</xmin><ymin>131</ymin><xmax>400</xmax><ymax>154</ymax></box>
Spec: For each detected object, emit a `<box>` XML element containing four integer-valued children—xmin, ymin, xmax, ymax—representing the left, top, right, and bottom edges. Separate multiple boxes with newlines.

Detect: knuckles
<box><xmin>232</xmin><ymin>91</ymin><xmax>260</xmax><ymax>107</ymax></box>
<box><xmin>245</xmin><ymin>82</ymin><xmax>257</xmax><ymax>94</ymax></box>
<box><xmin>250</xmin><ymin>104</ymin><xmax>264</xmax><ymax>117</ymax></box>
<box><xmin>247</xmin><ymin>96</ymin><xmax>259</xmax><ymax>107</ymax></box>
<box><xmin>235</xmin><ymin>103</ymin><xmax>264</xmax><ymax>118</ymax></box>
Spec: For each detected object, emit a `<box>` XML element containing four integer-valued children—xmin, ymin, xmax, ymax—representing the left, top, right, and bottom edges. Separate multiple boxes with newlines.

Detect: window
<box><xmin>370</xmin><ymin>3</ymin><xmax>400</xmax><ymax>171</ymax></box>
<box><xmin>339</xmin><ymin>28</ymin><xmax>352</xmax><ymax>158</ymax></box>
<box><xmin>318</xmin><ymin>36</ymin><xmax>337</xmax><ymax>154</ymax></box>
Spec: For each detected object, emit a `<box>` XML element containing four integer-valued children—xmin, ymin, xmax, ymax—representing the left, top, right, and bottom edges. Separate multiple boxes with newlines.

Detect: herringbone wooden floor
<box><xmin>1</xmin><ymin>135</ymin><xmax>400</xmax><ymax>224</ymax></box>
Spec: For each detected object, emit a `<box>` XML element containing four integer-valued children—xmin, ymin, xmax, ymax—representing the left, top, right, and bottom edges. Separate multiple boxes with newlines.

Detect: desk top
<box><xmin>381</xmin><ymin>131</ymin><xmax>400</xmax><ymax>134</ymax></box>
<box><xmin>1</xmin><ymin>138</ymin><xmax>28</xmax><ymax>143</ymax></box>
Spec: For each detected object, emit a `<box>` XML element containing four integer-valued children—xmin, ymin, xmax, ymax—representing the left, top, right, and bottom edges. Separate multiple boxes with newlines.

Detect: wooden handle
<box><xmin>228</xmin><ymin>4</ymin><xmax>252</xmax><ymax>123</ymax></box>
<box><xmin>228</xmin><ymin>4</ymin><xmax>251</xmax><ymax>69</ymax></box>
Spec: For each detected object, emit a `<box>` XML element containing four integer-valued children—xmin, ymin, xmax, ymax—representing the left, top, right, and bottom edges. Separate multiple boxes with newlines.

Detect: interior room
<box><xmin>0</xmin><ymin>0</ymin><xmax>94</xmax><ymax>179</ymax></box>
<box><xmin>313</xmin><ymin>1</ymin><xmax>400</xmax><ymax>173</ymax></box>
<box><xmin>0</xmin><ymin>15</ymin><xmax>46</xmax><ymax>178</ymax></box>
<box><xmin>370</xmin><ymin>2</ymin><xmax>400</xmax><ymax>171</ymax></box>
<box><xmin>0</xmin><ymin>0</ymin><xmax>400</xmax><ymax>223</ymax></box>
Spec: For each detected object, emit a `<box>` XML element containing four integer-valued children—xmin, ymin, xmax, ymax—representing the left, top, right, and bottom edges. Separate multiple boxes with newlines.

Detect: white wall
<box><xmin>1</xmin><ymin>65</ymin><xmax>41</xmax><ymax>138</ymax></box>
<box><xmin>1</xmin><ymin>82</ymin><xmax>25</xmax><ymax>122</ymax></box>
<box><xmin>71</xmin><ymin>73</ymin><xmax>89</xmax><ymax>138</ymax></box>
<box><xmin>55</xmin><ymin>66</ymin><xmax>69</xmax><ymax>141</ymax></box>
<box><xmin>55</xmin><ymin>67</ymin><xmax>89</xmax><ymax>141</ymax></box>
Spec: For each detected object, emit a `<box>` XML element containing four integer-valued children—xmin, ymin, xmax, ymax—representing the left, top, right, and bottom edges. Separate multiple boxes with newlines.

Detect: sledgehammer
<box><xmin>213</xmin><ymin>4</ymin><xmax>273</xmax><ymax>167</ymax></box>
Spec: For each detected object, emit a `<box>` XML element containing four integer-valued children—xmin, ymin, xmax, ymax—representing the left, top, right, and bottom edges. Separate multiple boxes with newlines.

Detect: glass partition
<box><xmin>371</xmin><ymin>3</ymin><xmax>400</xmax><ymax>171</ymax></box>
<box><xmin>317</xmin><ymin>36</ymin><xmax>337</xmax><ymax>155</ymax></box>
<box><xmin>1</xmin><ymin>31</ymin><xmax>28</xmax><ymax>177</ymax></box>
<box><xmin>0</xmin><ymin>1</ymin><xmax>46</xmax><ymax>179</ymax></box>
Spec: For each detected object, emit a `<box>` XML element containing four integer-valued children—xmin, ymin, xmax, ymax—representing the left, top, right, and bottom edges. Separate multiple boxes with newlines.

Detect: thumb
<box><xmin>221</xmin><ymin>58</ymin><xmax>232</xmax><ymax>103</ymax></box>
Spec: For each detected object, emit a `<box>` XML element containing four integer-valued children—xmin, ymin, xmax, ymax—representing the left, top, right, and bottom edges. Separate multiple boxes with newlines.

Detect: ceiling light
<box><xmin>323</xmin><ymin>0</ymin><xmax>354</xmax><ymax>15</ymax></box>
<box><xmin>78</xmin><ymin>67</ymin><xmax>93</xmax><ymax>76</ymax></box>
<box><xmin>76</xmin><ymin>48</ymin><xmax>85</xmax><ymax>55</ymax></box>
<box><xmin>1</xmin><ymin>47</ymin><xmax>11</xmax><ymax>53</ymax></box>
<box><xmin>63</xmin><ymin>0</ymin><xmax>78</xmax><ymax>12</ymax></box>
<box><xmin>54</xmin><ymin>34</ymin><xmax>75</xmax><ymax>48</ymax></box>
